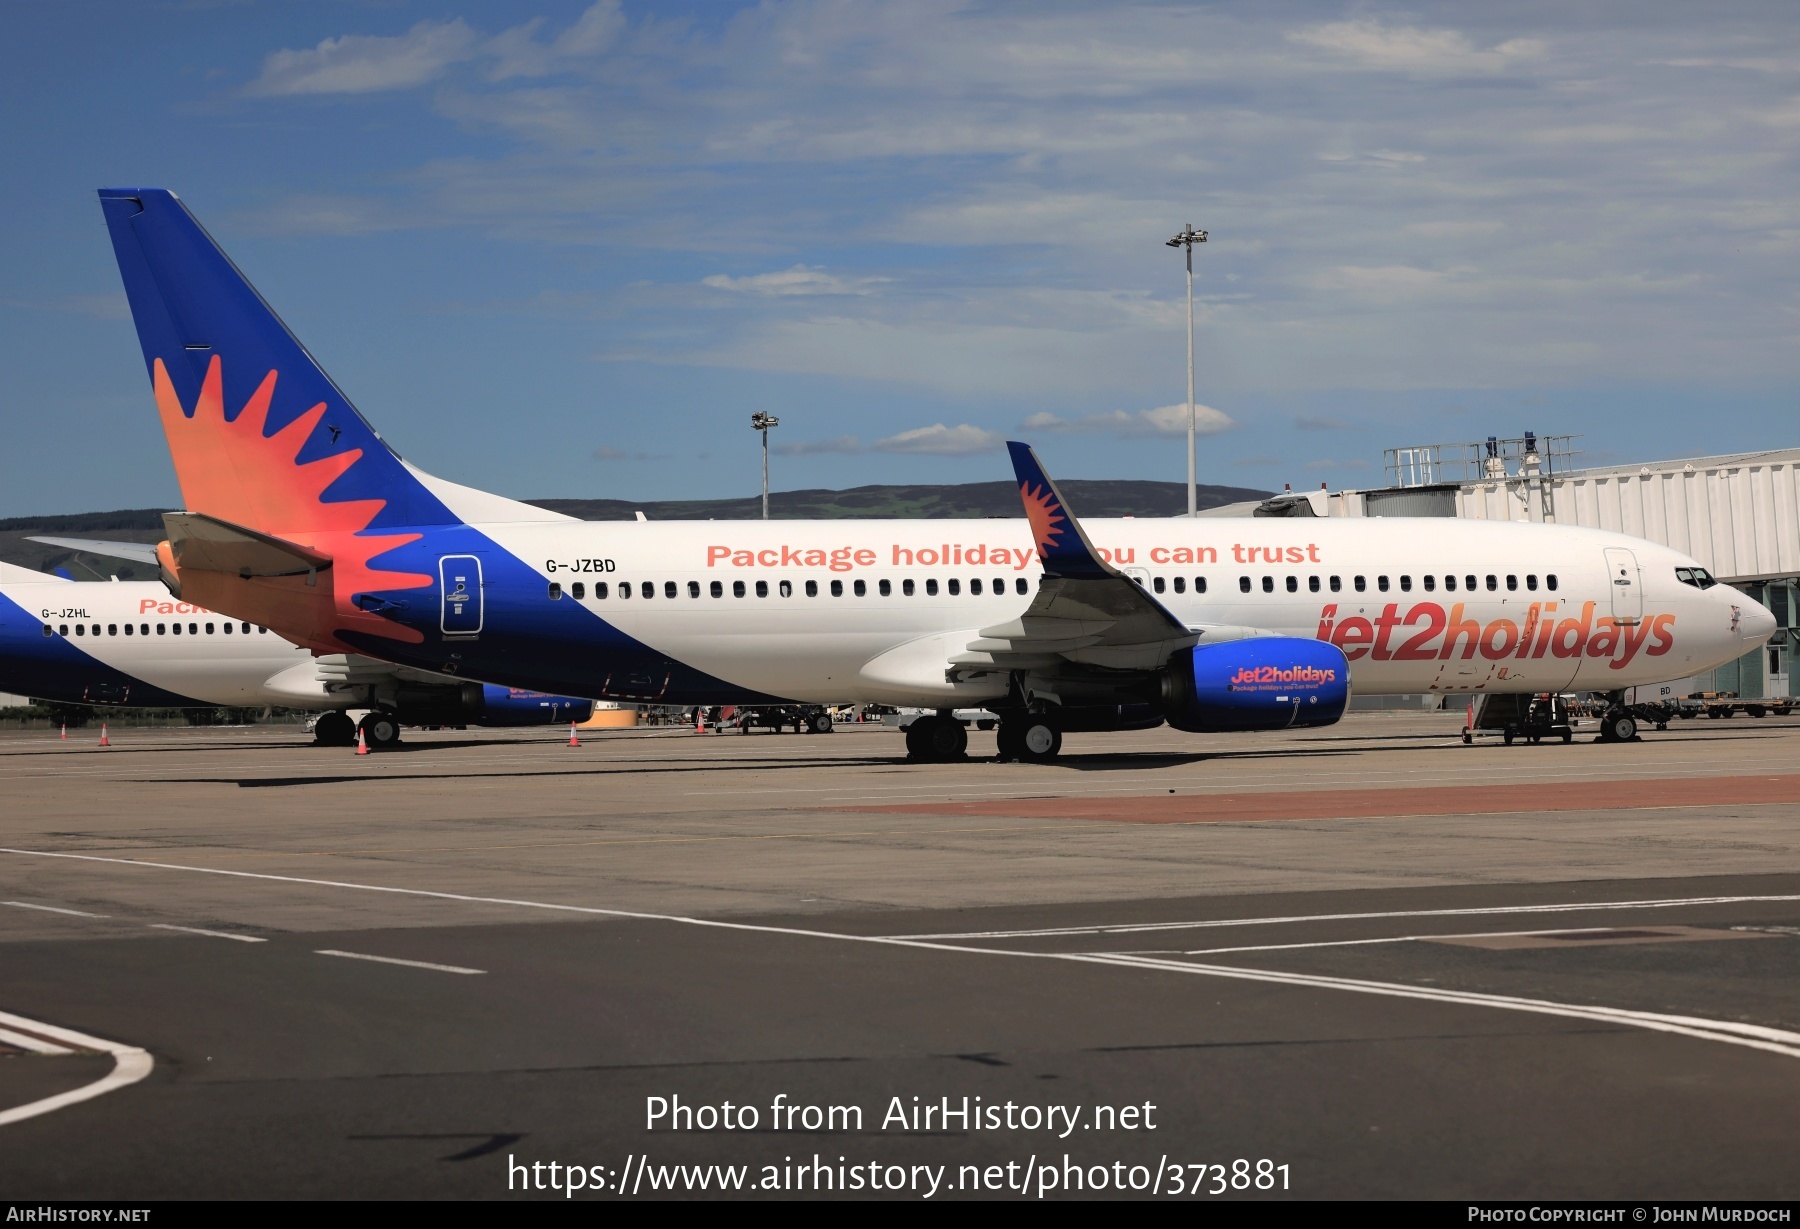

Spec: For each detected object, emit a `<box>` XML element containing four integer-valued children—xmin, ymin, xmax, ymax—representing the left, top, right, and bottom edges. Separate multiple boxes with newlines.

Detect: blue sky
<box><xmin>2</xmin><ymin>1</ymin><xmax>1797</xmax><ymax>515</ymax></box>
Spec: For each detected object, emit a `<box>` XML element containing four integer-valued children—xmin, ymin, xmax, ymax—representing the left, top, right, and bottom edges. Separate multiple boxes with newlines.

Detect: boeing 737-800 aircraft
<box><xmin>85</xmin><ymin>188</ymin><xmax>1774</xmax><ymax>760</ymax></box>
<box><xmin>0</xmin><ymin>560</ymin><xmax>592</xmax><ymax>745</ymax></box>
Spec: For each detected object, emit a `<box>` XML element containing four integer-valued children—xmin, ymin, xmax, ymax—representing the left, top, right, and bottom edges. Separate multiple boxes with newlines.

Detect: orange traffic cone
<box><xmin>355</xmin><ymin>727</ymin><xmax>369</xmax><ymax>755</ymax></box>
<box><xmin>98</xmin><ymin>723</ymin><xmax>110</xmax><ymax>747</ymax></box>
<box><xmin>567</xmin><ymin>723</ymin><xmax>580</xmax><ymax>747</ymax></box>
<box><xmin>59</xmin><ymin>723</ymin><xmax>66</xmax><ymax>740</ymax></box>
<box><xmin>695</xmin><ymin>710</ymin><xmax>705</xmax><ymax>733</ymax></box>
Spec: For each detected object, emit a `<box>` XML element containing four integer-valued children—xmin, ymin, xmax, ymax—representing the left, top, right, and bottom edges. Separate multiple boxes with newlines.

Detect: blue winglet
<box><xmin>1006</xmin><ymin>441</ymin><xmax>1114</xmax><ymax>580</ymax></box>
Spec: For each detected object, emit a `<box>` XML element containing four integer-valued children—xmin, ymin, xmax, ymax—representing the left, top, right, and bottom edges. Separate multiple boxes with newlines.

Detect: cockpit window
<box><xmin>1675</xmin><ymin>567</ymin><xmax>1717</xmax><ymax>590</ymax></box>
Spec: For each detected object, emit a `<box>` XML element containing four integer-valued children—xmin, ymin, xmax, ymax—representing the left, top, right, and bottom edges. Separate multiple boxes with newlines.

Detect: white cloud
<box><xmin>872</xmin><ymin>424</ymin><xmax>1004</xmax><ymax>455</ymax></box>
<box><xmin>488</xmin><ymin>1</ymin><xmax>625</xmax><ymax>80</ymax></box>
<box><xmin>1288</xmin><ymin>20</ymin><xmax>1544</xmax><ymax>74</ymax></box>
<box><xmin>703</xmin><ymin>266</ymin><xmax>886</xmax><ymax>296</ymax></box>
<box><xmin>1021</xmin><ymin>404</ymin><xmax>1236</xmax><ymax>438</ymax></box>
<box><xmin>247</xmin><ymin>20</ymin><xmax>480</xmax><ymax>96</ymax></box>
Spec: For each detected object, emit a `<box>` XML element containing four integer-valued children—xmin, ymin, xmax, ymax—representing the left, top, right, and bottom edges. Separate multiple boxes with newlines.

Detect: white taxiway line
<box><xmin>4</xmin><ymin>846</ymin><xmax>1799</xmax><ymax>1067</ymax></box>
<box><xmin>1145</xmin><ymin>925</ymin><xmax>1774</xmax><ymax>958</ymax></box>
<box><xmin>0</xmin><ymin>1010</ymin><xmax>153</xmax><ymax>1129</ymax></box>
<box><xmin>149</xmin><ymin>924</ymin><xmax>266</xmax><ymax>943</ymax></box>
<box><xmin>884</xmin><ymin>893</ymin><xmax>1800</xmax><ymax>940</ymax></box>
<box><xmin>2</xmin><ymin>901</ymin><xmax>109</xmax><ymax>918</ymax></box>
<box><xmin>0</xmin><ymin>1025</ymin><xmax>75</xmax><ymax>1055</ymax></box>
<box><xmin>315</xmin><ymin>949</ymin><xmax>485</xmax><ymax>975</ymax></box>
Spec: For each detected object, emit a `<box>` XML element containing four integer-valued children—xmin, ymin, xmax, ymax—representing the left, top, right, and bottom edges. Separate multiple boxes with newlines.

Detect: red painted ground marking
<box><xmin>834</xmin><ymin>774</ymin><xmax>1800</xmax><ymax>825</ymax></box>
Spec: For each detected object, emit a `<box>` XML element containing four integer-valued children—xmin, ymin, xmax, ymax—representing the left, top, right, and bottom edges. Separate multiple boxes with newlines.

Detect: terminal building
<box><xmin>1222</xmin><ymin>438</ymin><xmax>1799</xmax><ymax>700</ymax></box>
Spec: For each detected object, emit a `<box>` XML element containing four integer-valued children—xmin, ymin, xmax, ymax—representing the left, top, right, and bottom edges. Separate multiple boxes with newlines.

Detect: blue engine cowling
<box><xmin>1162</xmin><ymin>638</ymin><xmax>1350</xmax><ymax>733</ymax></box>
<box><xmin>473</xmin><ymin>685</ymin><xmax>594</xmax><ymax>727</ymax></box>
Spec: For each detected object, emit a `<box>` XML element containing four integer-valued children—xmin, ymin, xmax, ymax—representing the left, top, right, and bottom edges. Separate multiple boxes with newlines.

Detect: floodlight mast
<box><xmin>751</xmin><ymin>411</ymin><xmax>779</xmax><ymax>519</ymax></box>
<box><xmin>1165</xmin><ymin>223</ymin><xmax>1208</xmax><ymax>517</ymax></box>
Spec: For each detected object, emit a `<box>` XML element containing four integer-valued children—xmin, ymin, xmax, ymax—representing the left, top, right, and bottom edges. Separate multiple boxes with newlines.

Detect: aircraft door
<box><xmin>439</xmin><ymin>555</ymin><xmax>484</xmax><ymax>637</ymax></box>
<box><xmin>1603</xmin><ymin>547</ymin><xmax>1642</xmax><ymax>624</ymax></box>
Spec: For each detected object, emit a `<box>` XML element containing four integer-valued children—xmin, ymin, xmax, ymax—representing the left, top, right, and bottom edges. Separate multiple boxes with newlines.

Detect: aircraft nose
<box><xmin>1740</xmin><ymin>596</ymin><xmax>1777</xmax><ymax>643</ymax></box>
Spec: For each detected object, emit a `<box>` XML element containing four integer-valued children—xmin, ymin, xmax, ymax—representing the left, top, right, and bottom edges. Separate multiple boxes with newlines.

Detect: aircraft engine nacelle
<box><xmin>1160</xmin><ymin>638</ymin><xmax>1350</xmax><ymax>733</ymax></box>
<box><xmin>470</xmin><ymin>685</ymin><xmax>595</xmax><ymax>727</ymax></box>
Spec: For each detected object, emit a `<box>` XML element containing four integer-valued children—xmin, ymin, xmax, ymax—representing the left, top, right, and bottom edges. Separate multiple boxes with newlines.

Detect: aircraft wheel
<box><xmin>904</xmin><ymin>718</ymin><xmax>931</xmax><ymax>759</ymax></box>
<box><xmin>1561</xmin><ymin>728</ymin><xmax>1573</xmax><ymax>744</ymax></box>
<box><xmin>809</xmin><ymin>712</ymin><xmax>834</xmax><ymax>734</ymax></box>
<box><xmin>1599</xmin><ymin>711</ymin><xmax>1638</xmax><ymax>743</ymax></box>
<box><xmin>1503</xmin><ymin>729</ymin><xmax>1515</xmax><ymax>746</ymax></box>
<box><xmin>359</xmin><ymin>712</ymin><xmax>402</xmax><ymax>749</ymax></box>
<box><xmin>314</xmin><ymin>711</ymin><xmax>356</xmax><ymax>747</ymax></box>
<box><xmin>1017</xmin><ymin>720</ymin><xmax>1062</xmax><ymax>762</ymax></box>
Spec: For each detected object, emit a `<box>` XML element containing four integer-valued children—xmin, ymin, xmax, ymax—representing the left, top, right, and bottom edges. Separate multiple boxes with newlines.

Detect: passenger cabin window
<box><xmin>205</xmin><ymin>622</ymin><xmax>215</xmax><ymax>634</ymax></box>
<box><xmin>1354</xmin><ymin>576</ymin><xmax>1367</xmax><ymax>592</ymax></box>
<box><xmin>74</xmin><ymin>624</ymin><xmax>84</xmax><ymax>636</ymax></box>
<box><xmin>619</xmin><ymin>582</ymin><xmax>632</xmax><ymax>599</ymax></box>
<box><xmin>831</xmin><ymin>580</ymin><xmax>843</xmax><ymax>596</ymax></box>
<box><xmin>1485</xmin><ymin>575</ymin><xmax>1498</xmax><ymax>591</ymax></box>
<box><xmin>1308</xmin><ymin>576</ymin><xmax>1320</xmax><ymax>593</ymax></box>
<box><xmin>1377</xmin><ymin>576</ymin><xmax>1390</xmax><ymax>592</ymax></box>
<box><xmin>1525</xmin><ymin>574</ymin><xmax>1538</xmax><ymax>591</ymax></box>
<box><xmin>854</xmin><ymin>579</ymin><xmax>867</xmax><ymax>596</ymax></box>
<box><xmin>222</xmin><ymin>622</ymin><xmax>232</xmax><ymax>633</ymax></box>
<box><xmin>947</xmin><ymin>579</ymin><xmax>960</xmax><ymax>596</ymax></box>
<box><xmin>972</xmin><ymin>578</ymin><xmax>984</xmax><ymax>595</ymax></box>
<box><xmin>1465</xmin><ymin>575</ymin><xmax>1477</xmax><ymax>591</ymax></box>
<box><xmin>1195</xmin><ymin>576</ymin><xmax>1208</xmax><ymax>594</ymax></box>
<box><xmin>925</xmin><ymin>579</ymin><xmax>939</xmax><ymax>596</ymax></box>
<box><xmin>1329</xmin><ymin>576</ymin><xmax>1341</xmax><ymax>592</ymax></box>
<box><xmin>59</xmin><ymin>624</ymin><xmax>69</xmax><ymax>636</ymax></box>
<box><xmin>1547</xmin><ymin>574</ymin><xmax>1559</xmax><ymax>591</ymax></box>
<box><xmin>733</xmin><ymin>581</ymin><xmax>745</xmax><ymax>597</ymax></box>
<box><xmin>1422</xmin><ymin>575</ymin><xmax>1435</xmax><ymax>592</ymax></box>
<box><xmin>904</xmin><ymin>579</ymin><xmax>915</xmax><ymax>596</ymax></box>
<box><xmin>1173</xmin><ymin>576</ymin><xmax>1186</xmax><ymax>594</ymax></box>
<box><xmin>664</xmin><ymin>581</ymin><xmax>677</xmax><ymax>599</ymax></box>
<box><xmin>1015</xmin><ymin>578</ymin><xmax>1029</xmax><ymax>595</ymax></box>
<box><xmin>109</xmin><ymin>624</ymin><xmax>118</xmax><ymax>635</ymax></box>
<box><xmin>756</xmin><ymin>580</ymin><xmax>769</xmax><ymax>597</ymax></box>
<box><xmin>548</xmin><ymin>582</ymin><xmax>563</xmax><ymax>600</ymax></box>
<box><xmin>689</xmin><ymin>581</ymin><xmax>701</xmax><ymax>598</ymax></box>
<box><xmin>1239</xmin><ymin>576</ymin><xmax>1251</xmax><ymax>593</ymax></box>
<box><xmin>188</xmin><ymin>623</ymin><xmax>197</xmax><ymax>634</ymax></box>
<box><xmin>1261</xmin><ymin>576</ymin><xmax>1274</xmax><ymax>593</ymax></box>
<box><xmin>1399</xmin><ymin>576</ymin><xmax>1412</xmax><ymax>592</ymax></box>
<box><xmin>1285</xmin><ymin>576</ymin><xmax>1297</xmax><ymax>593</ymax></box>
<box><xmin>156</xmin><ymin>624</ymin><xmax>164</xmax><ymax>635</ymax></box>
<box><xmin>1505</xmin><ymin>575</ymin><xmax>1518</xmax><ymax>591</ymax></box>
<box><xmin>879</xmin><ymin>579</ymin><xmax>892</xmax><ymax>596</ymax></box>
<box><xmin>595</xmin><ymin>582</ymin><xmax>609</xmax><ymax>599</ymax></box>
<box><xmin>1153</xmin><ymin>576</ymin><xmax>1165</xmax><ymax>594</ymax></box>
<box><xmin>1444</xmin><ymin>575</ymin><xmax>1456</xmax><ymax>591</ymax></box>
<box><xmin>806</xmin><ymin>580</ymin><xmax>819</xmax><ymax>597</ymax></box>
<box><xmin>779</xmin><ymin>580</ymin><xmax>792</xmax><ymax>597</ymax></box>
<box><xmin>643</xmin><ymin>582</ymin><xmax>655</xmax><ymax>599</ymax></box>
<box><xmin>710</xmin><ymin>581</ymin><xmax>722</xmax><ymax>598</ymax></box>
<box><xmin>571</xmin><ymin>582</ymin><xmax>585</xmax><ymax>599</ymax></box>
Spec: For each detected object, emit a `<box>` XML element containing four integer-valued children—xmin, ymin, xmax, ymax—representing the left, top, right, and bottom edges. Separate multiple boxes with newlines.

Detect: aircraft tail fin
<box><xmin>1005</xmin><ymin>441</ymin><xmax>1115</xmax><ymax>580</ymax></box>
<box><xmin>96</xmin><ymin>188</ymin><xmax>530</xmax><ymax>535</ymax></box>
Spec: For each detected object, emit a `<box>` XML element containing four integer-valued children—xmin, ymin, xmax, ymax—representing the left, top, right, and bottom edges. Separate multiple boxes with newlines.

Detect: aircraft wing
<box><xmin>26</xmin><ymin>536</ymin><xmax>162</xmax><ymax>566</ymax></box>
<box><xmin>948</xmin><ymin>443</ymin><xmax>1200</xmax><ymax>674</ymax></box>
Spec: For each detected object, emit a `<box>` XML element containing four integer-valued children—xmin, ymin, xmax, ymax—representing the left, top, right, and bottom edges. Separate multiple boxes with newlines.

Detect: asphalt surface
<box><xmin>1</xmin><ymin>712</ymin><xmax>1797</xmax><ymax>1200</ymax></box>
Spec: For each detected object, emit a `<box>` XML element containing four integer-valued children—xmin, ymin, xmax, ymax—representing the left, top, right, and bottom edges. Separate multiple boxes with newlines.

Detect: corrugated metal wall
<box><xmin>1453</xmin><ymin>451</ymin><xmax>1800</xmax><ymax>583</ymax></box>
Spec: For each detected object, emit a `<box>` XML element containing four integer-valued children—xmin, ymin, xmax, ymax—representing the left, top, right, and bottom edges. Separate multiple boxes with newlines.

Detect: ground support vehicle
<box><xmin>1463</xmin><ymin>693</ymin><xmax>1577</xmax><ymax>746</ymax></box>
<box><xmin>731</xmin><ymin>704</ymin><xmax>834</xmax><ymax>734</ymax></box>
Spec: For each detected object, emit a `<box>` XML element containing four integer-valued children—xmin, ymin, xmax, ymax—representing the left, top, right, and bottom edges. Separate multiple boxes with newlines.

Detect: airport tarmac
<box><xmin>1</xmin><ymin>712</ymin><xmax>1797</xmax><ymax>1199</ymax></box>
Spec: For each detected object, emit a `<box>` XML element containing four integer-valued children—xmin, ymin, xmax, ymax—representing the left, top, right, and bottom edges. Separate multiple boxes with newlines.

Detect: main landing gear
<box><xmin>312</xmin><ymin>711</ymin><xmax>356</xmax><ymax>747</ymax></box>
<box><xmin>995</xmin><ymin>716</ymin><xmax>1061</xmax><ymax>763</ymax></box>
<box><xmin>905</xmin><ymin>713</ymin><xmax>968</xmax><ymax>761</ymax></box>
